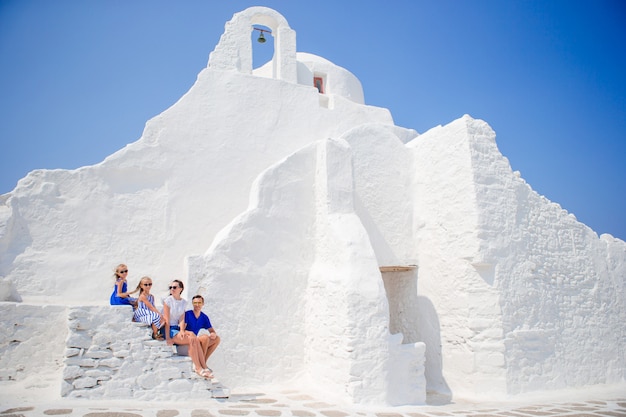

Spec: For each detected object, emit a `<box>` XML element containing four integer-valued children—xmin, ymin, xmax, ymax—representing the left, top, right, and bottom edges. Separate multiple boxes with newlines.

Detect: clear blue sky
<box><xmin>1</xmin><ymin>1</ymin><xmax>625</xmax><ymax>241</ymax></box>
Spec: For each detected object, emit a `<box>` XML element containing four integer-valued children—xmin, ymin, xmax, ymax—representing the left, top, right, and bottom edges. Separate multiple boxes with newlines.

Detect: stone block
<box><xmin>100</xmin><ymin>357</ymin><xmax>123</xmax><ymax>368</ymax></box>
<box><xmin>117</xmin><ymin>360</ymin><xmax>145</xmax><ymax>379</ymax></box>
<box><xmin>62</xmin><ymin>365</ymin><xmax>83</xmax><ymax>380</ymax></box>
<box><xmin>157</xmin><ymin>366</ymin><xmax>183</xmax><ymax>380</ymax></box>
<box><xmin>152</xmin><ymin>349</ymin><xmax>175</xmax><ymax>359</ymax></box>
<box><xmin>64</xmin><ymin>357</ymin><xmax>97</xmax><ymax>367</ymax></box>
<box><xmin>167</xmin><ymin>378</ymin><xmax>194</xmax><ymax>392</ymax></box>
<box><xmin>137</xmin><ymin>372</ymin><xmax>160</xmax><ymax>390</ymax></box>
<box><xmin>113</xmin><ymin>349</ymin><xmax>131</xmax><ymax>358</ymax></box>
<box><xmin>176</xmin><ymin>345</ymin><xmax>189</xmax><ymax>356</ymax></box>
<box><xmin>66</xmin><ymin>333</ymin><xmax>92</xmax><ymax>349</ymax></box>
<box><xmin>84</xmin><ymin>368</ymin><xmax>112</xmax><ymax>378</ymax></box>
<box><xmin>168</xmin><ymin>357</ymin><xmax>192</xmax><ymax>373</ymax></box>
<box><xmin>143</xmin><ymin>339</ymin><xmax>166</xmax><ymax>348</ymax></box>
<box><xmin>64</xmin><ymin>347</ymin><xmax>81</xmax><ymax>357</ymax></box>
<box><xmin>110</xmin><ymin>340</ymin><xmax>130</xmax><ymax>350</ymax></box>
<box><xmin>93</xmin><ymin>328</ymin><xmax>120</xmax><ymax>346</ymax></box>
<box><xmin>86</xmin><ymin>347</ymin><xmax>113</xmax><ymax>359</ymax></box>
<box><xmin>60</xmin><ymin>380</ymin><xmax>73</xmax><ymax>397</ymax></box>
<box><xmin>69</xmin><ymin>385</ymin><xmax>105</xmax><ymax>398</ymax></box>
<box><xmin>68</xmin><ymin>318</ymin><xmax>92</xmax><ymax>331</ymax></box>
<box><xmin>73</xmin><ymin>376</ymin><xmax>98</xmax><ymax>389</ymax></box>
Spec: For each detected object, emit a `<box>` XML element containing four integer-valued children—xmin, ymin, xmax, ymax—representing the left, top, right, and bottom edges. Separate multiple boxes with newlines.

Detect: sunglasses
<box><xmin>142</xmin><ymin>283</ymin><xmax>152</xmax><ymax>286</ymax></box>
<box><xmin>169</xmin><ymin>286</ymin><xmax>179</xmax><ymax>290</ymax></box>
<box><xmin>119</xmin><ymin>270</ymin><xmax>128</xmax><ymax>274</ymax></box>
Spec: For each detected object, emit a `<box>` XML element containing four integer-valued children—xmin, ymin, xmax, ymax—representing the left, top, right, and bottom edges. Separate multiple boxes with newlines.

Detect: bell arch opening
<box><xmin>252</xmin><ymin>25</ymin><xmax>275</xmax><ymax>76</ymax></box>
<box><xmin>208</xmin><ymin>7</ymin><xmax>297</xmax><ymax>83</ymax></box>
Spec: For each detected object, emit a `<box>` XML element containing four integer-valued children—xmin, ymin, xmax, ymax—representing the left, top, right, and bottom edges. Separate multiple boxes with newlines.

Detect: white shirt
<box><xmin>163</xmin><ymin>295</ymin><xmax>187</xmax><ymax>326</ymax></box>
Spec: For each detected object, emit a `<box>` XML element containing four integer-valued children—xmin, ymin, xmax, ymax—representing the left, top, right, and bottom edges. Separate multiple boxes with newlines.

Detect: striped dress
<box><xmin>133</xmin><ymin>293</ymin><xmax>161</xmax><ymax>328</ymax></box>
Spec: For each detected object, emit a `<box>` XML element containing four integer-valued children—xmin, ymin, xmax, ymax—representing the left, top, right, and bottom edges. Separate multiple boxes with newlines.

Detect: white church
<box><xmin>0</xmin><ymin>7</ymin><xmax>624</xmax><ymax>406</ymax></box>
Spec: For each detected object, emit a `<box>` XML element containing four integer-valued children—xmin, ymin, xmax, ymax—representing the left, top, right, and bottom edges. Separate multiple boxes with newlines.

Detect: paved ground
<box><xmin>1</xmin><ymin>389</ymin><xmax>625</xmax><ymax>417</ymax></box>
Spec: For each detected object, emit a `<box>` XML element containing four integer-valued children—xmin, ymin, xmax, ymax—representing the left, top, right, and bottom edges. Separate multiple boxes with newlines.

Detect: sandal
<box><xmin>152</xmin><ymin>332</ymin><xmax>164</xmax><ymax>341</ymax></box>
<box><xmin>200</xmin><ymin>368</ymin><xmax>213</xmax><ymax>379</ymax></box>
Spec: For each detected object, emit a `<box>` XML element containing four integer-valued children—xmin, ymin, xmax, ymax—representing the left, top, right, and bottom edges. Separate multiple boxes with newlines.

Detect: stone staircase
<box><xmin>62</xmin><ymin>306</ymin><xmax>225</xmax><ymax>400</ymax></box>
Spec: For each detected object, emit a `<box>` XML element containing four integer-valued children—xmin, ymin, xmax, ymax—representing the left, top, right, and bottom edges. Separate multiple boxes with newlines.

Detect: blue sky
<box><xmin>1</xmin><ymin>1</ymin><xmax>625</xmax><ymax>241</ymax></box>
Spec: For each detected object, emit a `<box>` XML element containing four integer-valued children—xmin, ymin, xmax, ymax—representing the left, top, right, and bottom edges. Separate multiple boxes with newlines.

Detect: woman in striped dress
<box><xmin>133</xmin><ymin>276</ymin><xmax>165</xmax><ymax>340</ymax></box>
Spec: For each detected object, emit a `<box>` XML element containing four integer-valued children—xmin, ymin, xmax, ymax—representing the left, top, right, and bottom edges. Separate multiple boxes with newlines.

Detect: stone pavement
<box><xmin>1</xmin><ymin>389</ymin><xmax>625</xmax><ymax>417</ymax></box>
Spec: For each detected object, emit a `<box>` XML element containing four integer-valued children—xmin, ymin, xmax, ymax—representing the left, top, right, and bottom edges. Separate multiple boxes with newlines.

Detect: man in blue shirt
<box><xmin>185</xmin><ymin>295</ymin><xmax>221</xmax><ymax>362</ymax></box>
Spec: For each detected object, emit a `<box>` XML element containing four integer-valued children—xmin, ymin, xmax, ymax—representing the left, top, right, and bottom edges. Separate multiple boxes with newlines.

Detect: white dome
<box><xmin>296</xmin><ymin>52</ymin><xmax>365</xmax><ymax>104</ymax></box>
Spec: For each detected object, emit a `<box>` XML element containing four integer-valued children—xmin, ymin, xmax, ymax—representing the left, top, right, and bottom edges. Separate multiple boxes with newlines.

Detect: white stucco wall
<box><xmin>296</xmin><ymin>53</ymin><xmax>365</xmax><ymax>104</ymax></box>
<box><xmin>188</xmin><ymin>138</ymin><xmax>425</xmax><ymax>405</ymax></box>
<box><xmin>409</xmin><ymin>115</ymin><xmax>626</xmax><ymax>398</ymax></box>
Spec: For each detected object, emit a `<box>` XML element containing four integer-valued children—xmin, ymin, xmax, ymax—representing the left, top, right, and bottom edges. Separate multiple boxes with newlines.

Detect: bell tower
<box><xmin>208</xmin><ymin>7</ymin><xmax>297</xmax><ymax>83</ymax></box>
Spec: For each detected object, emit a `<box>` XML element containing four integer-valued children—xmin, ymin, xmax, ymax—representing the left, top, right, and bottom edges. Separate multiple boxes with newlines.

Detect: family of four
<box><xmin>110</xmin><ymin>264</ymin><xmax>220</xmax><ymax>380</ymax></box>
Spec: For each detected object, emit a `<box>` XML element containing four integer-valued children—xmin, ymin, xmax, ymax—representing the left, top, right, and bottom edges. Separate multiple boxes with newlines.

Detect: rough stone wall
<box><xmin>409</xmin><ymin>115</ymin><xmax>626</xmax><ymax>397</ymax></box>
<box><xmin>61</xmin><ymin>306</ymin><xmax>213</xmax><ymax>400</ymax></box>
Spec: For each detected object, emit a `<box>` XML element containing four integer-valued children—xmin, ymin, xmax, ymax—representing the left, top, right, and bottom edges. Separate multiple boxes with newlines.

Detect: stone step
<box><xmin>62</xmin><ymin>306</ymin><xmax>221</xmax><ymax>400</ymax></box>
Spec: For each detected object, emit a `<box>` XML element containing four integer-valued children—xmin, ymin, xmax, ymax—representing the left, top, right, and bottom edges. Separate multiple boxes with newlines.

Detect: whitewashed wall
<box><xmin>410</xmin><ymin>116</ymin><xmax>626</xmax><ymax>398</ymax></box>
<box><xmin>188</xmin><ymin>137</ymin><xmax>426</xmax><ymax>406</ymax></box>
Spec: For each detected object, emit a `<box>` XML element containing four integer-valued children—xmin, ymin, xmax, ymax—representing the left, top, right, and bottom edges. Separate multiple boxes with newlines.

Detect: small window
<box><xmin>314</xmin><ymin>76</ymin><xmax>325</xmax><ymax>94</ymax></box>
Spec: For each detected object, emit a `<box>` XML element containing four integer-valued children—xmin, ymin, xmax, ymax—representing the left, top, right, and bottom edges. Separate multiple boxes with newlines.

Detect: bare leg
<box><xmin>198</xmin><ymin>334</ymin><xmax>220</xmax><ymax>362</ymax></box>
<box><xmin>198</xmin><ymin>335</ymin><xmax>209</xmax><ymax>358</ymax></box>
<box><xmin>173</xmin><ymin>332</ymin><xmax>209</xmax><ymax>377</ymax></box>
<box><xmin>151</xmin><ymin>324</ymin><xmax>160</xmax><ymax>339</ymax></box>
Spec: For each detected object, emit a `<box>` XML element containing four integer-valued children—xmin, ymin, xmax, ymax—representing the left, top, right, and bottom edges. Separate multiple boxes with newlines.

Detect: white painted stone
<box><xmin>137</xmin><ymin>373</ymin><xmax>161</xmax><ymax>390</ymax></box>
<box><xmin>62</xmin><ymin>365</ymin><xmax>83</xmax><ymax>380</ymax></box>
<box><xmin>167</xmin><ymin>378</ymin><xmax>194</xmax><ymax>393</ymax></box>
<box><xmin>65</xmin><ymin>357</ymin><xmax>97</xmax><ymax>368</ymax></box>
<box><xmin>60</xmin><ymin>380</ymin><xmax>73</xmax><ymax>397</ymax></box>
<box><xmin>113</xmin><ymin>349</ymin><xmax>130</xmax><ymax>358</ymax></box>
<box><xmin>73</xmin><ymin>376</ymin><xmax>98</xmax><ymax>389</ymax></box>
<box><xmin>66</xmin><ymin>333</ymin><xmax>92</xmax><ymax>350</ymax></box>
<box><xmin>99</xmin><ymin>357</ymin><xmax>123</xmax><ymax>368</ymax></box>
<box><xmin>157</xmin><ymin>366</ymin><xmax>183</xmax><ymax>381</ymax></box>
<box><xmin>86</xmin><ymin>348</ymin><xmax>113</xmax><ymax>359</ymax></box>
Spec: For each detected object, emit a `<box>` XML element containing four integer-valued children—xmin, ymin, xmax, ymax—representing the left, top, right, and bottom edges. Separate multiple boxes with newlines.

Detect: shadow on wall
<box><xmin>0</xmin><ymin>195</ymin><xmax>34</xmax><ymax>279</ymax></box>
<box><xmin>418</xmin><ymin>295</ymin><xmax>452</xmax><ymax>403</ymax></box>
<box><xmin>381</xmin><ymin>269</ymin><xmax>452</xmax><ymax>404</ymax></box>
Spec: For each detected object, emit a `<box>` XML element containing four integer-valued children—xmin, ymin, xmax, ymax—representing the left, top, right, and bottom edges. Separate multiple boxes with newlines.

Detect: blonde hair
<box><xmin>135</xmin><ymin>276</ymin><xmax>153</xmax><ymax>295</ymax></box>
<box><xmin>113</xmin><ymin>264</ymin><xmax>127</xmax><ymax>280</ymax></box>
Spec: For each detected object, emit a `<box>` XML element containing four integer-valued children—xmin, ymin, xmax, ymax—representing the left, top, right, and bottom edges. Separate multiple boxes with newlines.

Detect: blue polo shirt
<box><xmin>184</xmin><ymin>310</ymin><xmax>213</xmax><ymax>335</ymax></box>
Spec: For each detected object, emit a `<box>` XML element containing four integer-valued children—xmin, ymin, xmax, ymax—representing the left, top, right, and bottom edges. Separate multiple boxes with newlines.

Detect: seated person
<box><xmin>109</xmin><ymin>264</ymin><xmax>138</xmax><ymax>306</ymax></box>
<box><xmin>185</xmin><ymin>294</ymin><xmax>221</xmax><ymax>363</ymax></box>
<box><xmin>132</xmin><ymin>276</ymin><xmax>164</xmax><ymax>340</ymax></box>
<box><xmin>162</xmin><ymin>280</ymin><xmax>214</xmax><ymax>379</ymax></box>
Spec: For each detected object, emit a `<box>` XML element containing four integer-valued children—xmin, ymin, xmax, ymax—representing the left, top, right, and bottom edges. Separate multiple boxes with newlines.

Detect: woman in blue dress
<box><xmin>110</xmin><ymin>263</ymin><xmax>138</xmax><ymax>306</ymax></box>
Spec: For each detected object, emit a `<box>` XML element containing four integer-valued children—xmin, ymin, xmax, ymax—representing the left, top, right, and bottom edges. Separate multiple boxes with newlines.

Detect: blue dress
<box><xmin>110</xmin><ymin>278</ymin><xmax>135</xmax><ymax>305</ymax></box>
